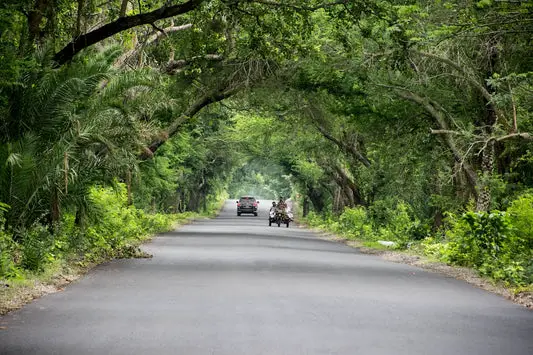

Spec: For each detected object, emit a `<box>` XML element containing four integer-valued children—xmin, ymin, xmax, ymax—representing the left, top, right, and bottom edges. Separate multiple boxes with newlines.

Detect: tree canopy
<box><xmin>1</xmin><ymin>0</ymin><xmax>533</xmax><ymax>286</ymax></box>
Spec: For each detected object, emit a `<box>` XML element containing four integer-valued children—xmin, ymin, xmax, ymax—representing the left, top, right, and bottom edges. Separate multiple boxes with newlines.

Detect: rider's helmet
<box><xmin>272</xmin><ymin>202</ymin><xmax>276</xmax><ymax>206</ymax></box>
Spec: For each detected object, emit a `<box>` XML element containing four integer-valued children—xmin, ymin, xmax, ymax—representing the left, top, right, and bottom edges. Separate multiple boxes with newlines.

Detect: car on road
<box><xmin>236</xmin><ymin>196</ymin><xmax>258</xmax><ymax>216</ymax></box>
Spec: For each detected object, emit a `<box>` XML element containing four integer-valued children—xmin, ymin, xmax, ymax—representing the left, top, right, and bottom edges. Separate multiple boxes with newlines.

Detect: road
<box><xmin>1</xmin><ymin>200</ymin><xmax>532</xmax><ymax>354</ymax></box>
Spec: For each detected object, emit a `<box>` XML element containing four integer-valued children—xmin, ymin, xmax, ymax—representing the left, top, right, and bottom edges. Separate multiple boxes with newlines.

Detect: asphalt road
<box><xmin>1</xmin><ymin>200</ymin><xmax>532</xmax><ymax>355</ymax></box>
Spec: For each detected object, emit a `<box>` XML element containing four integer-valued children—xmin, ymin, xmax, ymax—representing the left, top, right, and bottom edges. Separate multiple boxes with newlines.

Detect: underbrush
<box><xmin>303</xmin><ymin>201</ymin><xmax>428</xmax><ymax>248</ymax></box>
<box><xmin>0</xmin><ymin>184</ymin><xmax>200</xmax><ymax>282</ymax></box>
<box><xmin>302</xmin><ymin>194</ymin><xmax>533</xmax><ymax>288</ymax></box>
<box><xmin>423</xmin><ymin>193</ymin><xmax>533</xmax><ymax>287</ymax></box>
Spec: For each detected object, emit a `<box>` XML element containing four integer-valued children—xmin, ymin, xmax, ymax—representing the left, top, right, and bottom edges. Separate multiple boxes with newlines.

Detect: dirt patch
<box><xmin>0</xmin><ymin>272</ymin><xmax>82</xmax><ymax>315</ymax></box>
<box><xmin>315</xmin><ymin>231</ymin><xmax>533</xmax><ymax>310</ymax></box>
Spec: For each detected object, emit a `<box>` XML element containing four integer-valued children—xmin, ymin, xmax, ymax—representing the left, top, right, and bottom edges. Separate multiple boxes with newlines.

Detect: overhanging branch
<box><xmin>53</xmin><ymin>0</ymin><xmax>205</xmax><ymax>65</ymax></box>
<box><xmin>139</xmin><ymin>87</ymin><xmax>237</xmax><ymax>160</ymax></box>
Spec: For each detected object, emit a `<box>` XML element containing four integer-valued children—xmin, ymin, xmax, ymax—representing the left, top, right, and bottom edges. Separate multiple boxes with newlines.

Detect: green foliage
<box><xmin>303</xmin><ymin>202</ymin><xmax>426</xmax><ymax>248</ymax></box>
<box><xmin>338</xmin><ymin>207</ymin><xmax>374</xmax><ymax>240</ymax></box>
<box><xmin>442</xmin><ymin>211</ymin><xmax>511</xmax><ymax>268</ymax></box>
<box><xmin>0</xmin><ymin>183</ymin><xmax>186</xmax><ymax>279</ymax></box>
<box><xmin>0</xmin><ymin>203</ymin><xmax>22</xmax><ymax>279</ymax></box>
<box><xmin>425</xmin><ymin>194</ymin><xmax>533</xmax><ymax>286</ymax></box>
<box><xmin>20</xmin><ymin>225</ymin><xmax>55</xmax><ymax>272</ymax></box>
<box><xmin>80</xmin><ymin>184</ymin><xmax>176</xmax><ymax>261</ymax></box>
<box><xmin>507</xmin><ymin>193</ymin><xmax>533</xmax><ymax>251</ymax></box>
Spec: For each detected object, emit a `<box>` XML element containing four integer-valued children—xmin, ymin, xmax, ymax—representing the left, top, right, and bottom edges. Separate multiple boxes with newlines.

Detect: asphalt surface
<box><xmin>1</xmin><ymin>200</ymin><xmax>532</xmax><ymax>355</ymax></box>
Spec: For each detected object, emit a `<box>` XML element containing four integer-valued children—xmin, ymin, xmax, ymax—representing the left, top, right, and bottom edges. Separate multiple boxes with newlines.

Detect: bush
<box><xmin>433</xmin><ymin>195</ymin><xmax>533</xmax><ymax>286</ymax></box>
<box><xmin>305</xmin><ymin>202</ymin><xmax>426</xmax><ymax>247</ymax></box>
<box><xmin>370</xmin><ymin>201</ymin><xmax>426</xmax><ymax>247</ymax></box>
<box><xmin>338</xmin><ymin>207</ymin><xmax>374</xmax><ymax>240</ymax></box>
<box><xmin>80</xmin><ymin>185</ymin><xmax>177</xmax><ymax>261</ymax></box>
<box><xmin>442</xmin><ymin>211</ymin><xmax>510</xmax><ymax>268</ymax></box>
<box><xmin>0</xmin><ymin>184</ymin><xmax>187</xmax><ymax>279</ymax></box>
<box><xmin>0</xmin><ymin>204</ymin><xmax>22</xmax><ymax>279</ymax></box>
<box><xmin>20</xmin><ymin>224</ymin><xmax>55</xmax><ymax>272</ymax></box>
<box><xmin>507</xmin><ymin>193</ymin><xmax>533</xmax><ymax>251</ymax></box>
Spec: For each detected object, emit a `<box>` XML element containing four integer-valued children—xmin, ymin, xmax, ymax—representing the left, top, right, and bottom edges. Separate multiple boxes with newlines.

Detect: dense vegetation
<box><xmin>1</xmin><ymin>0</ymin><xmax>532</xmax><ymax>289</ymax></box>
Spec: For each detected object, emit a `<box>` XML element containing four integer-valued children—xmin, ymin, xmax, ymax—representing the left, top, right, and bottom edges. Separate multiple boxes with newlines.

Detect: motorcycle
<box><xmin>269</xmin><ymin>208</ymin><xmax>293</xmax><ymax>228</ymax></box>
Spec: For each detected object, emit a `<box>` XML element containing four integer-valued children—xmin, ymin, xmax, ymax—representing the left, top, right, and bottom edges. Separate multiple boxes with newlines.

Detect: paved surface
<box><xmin>1</xmin><ymin>200</ymin><xmax>532</xmax><ymax>354</ymax></box>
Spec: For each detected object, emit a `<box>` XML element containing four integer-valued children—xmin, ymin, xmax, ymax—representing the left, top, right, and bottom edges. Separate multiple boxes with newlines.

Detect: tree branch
<box><xmin>495</xmin><ymin>132</ymin><xmax>532</xmax><ymax>141</ymax></box>
<box><xmin>411</xmin><ymin>50</ymin><xmax>507</xmax><ymax>125</ymax></box>
<box><xmin>164</xmin><ymin>54</ymin><xmax>223</xmax><ymax>74</ymax></box>
<box><xmin>119</xmin><ymin>0</ymin><xmax>129</xmax><ymax>17</ymax></box>
<box><xmin>314</xmin><ymin>123</ymin><xmax>371</xmax><ymax>168</ymax></box>
<box><xmin>430</xmin><ymin>129</ymin><xmax>462</xmax><ymax>135</ymax></box>
<box><xmin>147</xmin><ymin>23</ymin><xmax>192</xmax><ymax>45</ymax></box>
<box><xmin>53</xmin><ymin>0</ymin><xmax>205</xmax><ymax>65</ymax></box>
<box><xmin>396</xmin><ymin>89</ymin><xmax>479</xmax><ymax>196</ymax></box>
<box><xmin>140</xmin><ymin>87</ymin><xmax>237</xmax><ymax>160</ymax></box>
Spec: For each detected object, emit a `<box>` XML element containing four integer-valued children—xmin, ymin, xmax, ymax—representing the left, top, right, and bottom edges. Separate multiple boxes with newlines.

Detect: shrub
<box><xmin>0</xmin><ymin>205</ymin><xmax>22</xmax><ymax>278</ymax></box>
<box><xmin>443</xmin><ymin>211</ymin><xmax>510</xmax><ymax>268</ymax></box>
<box><xmin>438</xmin><ymin>202</ymin><xmax>533</xmax><ymax>286</ymax></box>
<box><xmin>79</xmin><ymin>185</ymin><xmax>176</xmax><ymax>260</ymax></box>
<box><xmin>20</xmin><ymin>224</ymin><xmax>55</xmax><ymax>272</ymax></box>
<box><xmin>338</xmin><ymin>207</ymin><xmax>374</xmax><ymax>240</ymax></box>
<box><xmin>507</xmin><ymin>193</ymin><xmax>533</xmax><ymax>251</ymax></box>
<box><xmin>370</xmin><ymin>201</ymin><xmax>425</xmax><ymax>247</ymax></box>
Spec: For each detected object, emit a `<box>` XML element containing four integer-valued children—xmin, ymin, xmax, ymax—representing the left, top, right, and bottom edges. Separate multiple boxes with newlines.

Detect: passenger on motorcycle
<box><xmin>277</xmin><ymin>197</ymin><xmax>287</xmax><ymax>210</ymax></box>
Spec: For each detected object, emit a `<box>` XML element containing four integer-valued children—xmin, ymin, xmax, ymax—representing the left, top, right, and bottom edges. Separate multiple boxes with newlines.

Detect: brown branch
<box><xmin>411</xmin><ymin>50</ymin><xmax>507</xmax><ymax>125</ymax></box>
<box><xmin>114</xmin><ymin>24</ymin><xmax>192</xmax><ymax>68</ymax></box>
<box><xmin>430</xmin><ymin>129</ymin><xmax>462</xmax><ymax>135</ymax></box>
<box><xmin>495</xmin><ymin>132</ymin><xmax>532</xmax><ymax>141</ymax></box>
<box><xmin>53</xmin><ymin>0</ymin><xmax>205</xmax><ymax>65</ymax></box>
<box><xmin>396</xmin><ymin>89</ymin><xmax>479</xmax><ymax>197</ymax></box>
<box><xmin>164</xmin><ymin>54</ymin><xmax>223</xmax><ymax>74</ymax></box>
<box><xmin>315</xmin><ymin>123</ymin><xmax>371</xmax><ymax>168</ymax></box>
<box><xmin>139</xmin><ymin>87</ymin><xmax>237</xmax><ymax>160</ymax></box>
<box><xmin>146</xmin><ymin>24</ymin><xmax>192</xmax><ymax>45</ymax></box>
<box><xmin>119</xmin><ymin>0</ymin><xmax>129</xmax><ymax>17</ymax></box>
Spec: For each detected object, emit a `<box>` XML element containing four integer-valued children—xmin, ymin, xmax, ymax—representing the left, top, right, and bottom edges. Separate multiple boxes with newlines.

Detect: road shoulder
<box><xmin>309</xmin><ymin>228</ymin><xmax>533</xmax><ymax>309</ymax></box>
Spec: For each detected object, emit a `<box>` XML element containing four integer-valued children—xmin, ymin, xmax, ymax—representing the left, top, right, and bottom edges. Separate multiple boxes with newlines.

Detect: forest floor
<box><xmin>313</xmin><ymin>231</ymin><xmax>533</xmax><ymax>309</ymax></box>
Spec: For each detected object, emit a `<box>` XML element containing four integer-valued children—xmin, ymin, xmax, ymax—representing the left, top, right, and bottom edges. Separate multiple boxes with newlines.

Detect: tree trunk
<box><xmin>302</xmin><ymin>197</ymin><xmax>310</xmax><ymax>217</ymax></box>
<box><xmin>332</xmin><ymin>186</ymin><xmax>343</xmax><ymax>215</ymax></box>
<box><xmin>75</xmin><ymin>205</ymin><xmax>86</xmax><ymax>229</ymax></box>
<box><xmin>120</xmin><ymin>0</ymin><xmax>129</xmax><ymax>17</ymax></box>
<box><xmin>75</xmin><ymin>0</ymin><xmax>85</xmax><ymax>37</ymax></box>
<box><xmin>51</xmin><ymin>187</ymin><xmax>60</xmax><ymax>224</ymax></box>
<box><xmin>126</xmin><ymin>170</ymin><xmax>132</xmax><ymax>206</ymax></box>
<box><xmin>28</xmin><ymin>0</ymin><xmax>50</xmax><ymax>42</ymax></box>
<box><xmin>475</xmin><ymin>37</ymin><xmax>499</xmax><ymax>212</ymax></box>
<box><xmin>307</xmin><ymin>187</ymin><xmax>325</xmax><ymax>213</ymax></box>
<box><xmin>476</xmin><ymin>140</ymin><xmax>495</xmax><ymax>212</ymax></box>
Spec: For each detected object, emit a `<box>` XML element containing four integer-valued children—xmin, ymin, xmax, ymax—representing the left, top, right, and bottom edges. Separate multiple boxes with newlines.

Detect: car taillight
<box><xmin>253</xmin><ymin>202</ymin><xmax>257</xmax><ymax>206</ymax></box>
<box><xmin>237</xmin><ymin>203</ymin><xmax>241</xmax><ymax>206</ymax></box>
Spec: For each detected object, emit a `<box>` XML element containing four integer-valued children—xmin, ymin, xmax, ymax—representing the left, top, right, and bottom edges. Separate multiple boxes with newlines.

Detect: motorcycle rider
<box><xmin>277</xmin><ymin>197</ymin><xmax>287</xmax><ymax>210</ymax></box>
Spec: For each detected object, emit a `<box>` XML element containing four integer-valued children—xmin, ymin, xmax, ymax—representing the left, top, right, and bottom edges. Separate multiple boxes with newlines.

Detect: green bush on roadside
<box><xmin>303</xmin><ymin>201</ymin><xmax>425</xmax><ymax>247</ymax></box>
<box><xmin>0</xmin><ymin>184</ymin><xmax>187</xmax><ymax>280</ymax></box>
<box><xmin>424</xmin><ymin>193</ymin><xmax>533</xmax><ymax>286</ymax></box>
<box><xmin>0</xmin><ymin>202</ymin><xmax>22</xmax><ymax>279</ymax></box>
<box><xmin>338</xmin><ymin>207</ymin><xmax>374</xmax><ymax>240</ymax></box>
